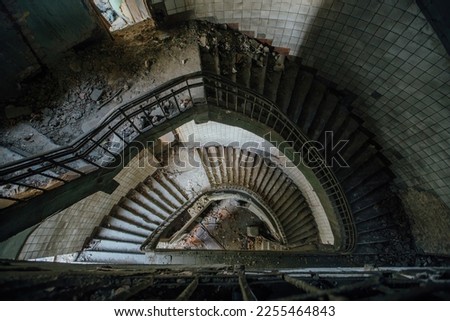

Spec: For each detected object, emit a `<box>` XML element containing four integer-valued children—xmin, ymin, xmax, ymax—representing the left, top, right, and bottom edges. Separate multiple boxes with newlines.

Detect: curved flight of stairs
<box><xmin>197</xmin><ymin>21</ymin><xmax>406</xmax><ymax>256</ymax></box>
<box><xmin>77</xmin><ymin>172</ymin><xmax>189</xmax><ymax>264</ymax></box>
<box><xmin>198</xmin><ymin>146</ymin><xmax>319</xmax><ymax>248</ymax></box>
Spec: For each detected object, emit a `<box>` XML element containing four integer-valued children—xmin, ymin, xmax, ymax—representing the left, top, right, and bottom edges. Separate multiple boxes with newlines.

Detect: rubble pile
<box><xmin>193</xmin><ymin>20</ymin><xmax>285</xmax><ymax>76</ymax></box>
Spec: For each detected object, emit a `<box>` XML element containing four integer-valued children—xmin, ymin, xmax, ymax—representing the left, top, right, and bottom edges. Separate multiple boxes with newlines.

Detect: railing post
<box><xmin>225</xmin><ymin>89</ymin><xmax>229</xmax><ymax>107</ymax></box>
<box><xmin>171</xmin><ymin>89</ymin><xmax>181</xmax><ymax>113</ymax></box>
<box><xmin>154</xmin><ymin>94</ymin><xmax>169</xmax><ymax>119</ymax></box>
<box><xmin>119</xmin><ymin>109</ymin><xmax>142</xmax><ymax>134</ymax></box>
<box><xmin>27</xmin><ymin>168</ymin><xmax>68</xmax><ymax>183</ymax></box>
<box><xmin>108</xmin><ymin>126</ymin><xmax>128</xmax><ymax>144</ymax></box>
<box><xmin>140</xmin><ymin>103</ymin><xmax>154</xmax><ymax>125</ymax></box>
<box><xmin>214</xmin><ymin>81</ymin><xmax>219</xmax><ymax>105</ymax></box>
<box><xmin>243</xmin><ymin>94</ymin><xmax>247</xmax><ymax>114</ymax></box>
<box><xmin>238</xmin><ymin>272</ymin><xmax>257</xmax><ymax>301</ymax></box>
<box><xmin>176</xmin><ymin>277</ymin><xmax>199</xmax><ymax>301</ymax></box>
<box><xmin>88</xmin><ymin>137</ymin><xmax>120</xmax><ymax>160</ymax></box>
<box><xmin>186</xmin><ymin>79</ymin><xmax>193</xmax><ymax>103</ymax></box>
<box><xmin>77</xmin><ymin>152</ymin><xmax>102</xmax><ymax>168</ymax></box>
<box><xmin>43</xmin><ymin>156</ymin><xmax>85</xmax><ymax>176</ymax></box>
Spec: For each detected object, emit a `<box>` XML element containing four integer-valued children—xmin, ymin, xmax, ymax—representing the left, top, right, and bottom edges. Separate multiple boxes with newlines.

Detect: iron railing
<box><xmin>0</xmin><ymin>72</ymin><xmax>355</xmax><ymax>252</ymax></box>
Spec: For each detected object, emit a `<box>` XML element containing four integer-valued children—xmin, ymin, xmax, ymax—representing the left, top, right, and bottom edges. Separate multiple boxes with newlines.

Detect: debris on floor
<box><xmin>170</xmin><ymin>199</ymin><xmax>281</xmax><ymax>250</ymax></box>
<box><xmin>0</xmin><ymin>19</ymin><xmax>201</xmax><ymax>156</ymax></box>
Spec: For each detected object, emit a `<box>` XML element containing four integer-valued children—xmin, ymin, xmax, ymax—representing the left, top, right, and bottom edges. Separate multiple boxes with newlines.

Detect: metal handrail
<box><xmin>0</xmin><ymin>71</ymin><xmax>355</xmax><ymax>252</ymax></box>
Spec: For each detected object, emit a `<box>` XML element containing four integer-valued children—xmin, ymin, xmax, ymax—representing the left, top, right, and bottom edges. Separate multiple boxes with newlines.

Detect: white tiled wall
<box><xmin>165</xmin><ymin>0</ymin><xmax>189</xmax><ymax>15</ymax></box>
<box><xmin>165</xmin><ymin>0</ymin><xmax>450</xmax><ymax>206</ymax></box>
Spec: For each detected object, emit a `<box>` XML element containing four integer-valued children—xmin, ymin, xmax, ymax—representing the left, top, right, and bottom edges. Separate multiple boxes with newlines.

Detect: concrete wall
<box><xmin>0</xmin><ymin>0</ymin><xmax>105</xmax><ymax>100</ymax></box>
<box><xmin>166</xmin><ymin>0</ymin><xmax>450</xmax><ymax>206</ymax></box>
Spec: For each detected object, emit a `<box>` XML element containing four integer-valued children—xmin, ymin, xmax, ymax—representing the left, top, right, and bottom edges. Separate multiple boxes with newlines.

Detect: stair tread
<box><xmin>86</xmin><ymin>238</ymin><xmax>142</xmax><ymax>253</ymax></box>
<box><xmin>77</xmin><ymin>250</ymin><xmax>147</xmax><ymax>264</ymax></box>
<box><xmin>287</xmin><ymin>70</ymin><xmax>315</xmax><ymax>123</ymax></box>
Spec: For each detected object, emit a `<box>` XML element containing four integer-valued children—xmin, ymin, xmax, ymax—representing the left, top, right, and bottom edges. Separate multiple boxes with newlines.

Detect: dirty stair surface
<box><xmin>77</xmin><ymin>172</ymin><xmax>188</xmax><ymax>264</ymax></box>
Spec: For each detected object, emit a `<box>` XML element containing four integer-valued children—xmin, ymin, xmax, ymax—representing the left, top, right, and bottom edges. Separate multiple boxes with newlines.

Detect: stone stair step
<box><xmin>235</xmin><ymin>54</ymin><xmax>252</xmax><ymax>88</ymax></box>
<box><xmin>112</xmin><ymin>205</ymin><xmax>161</xmax><ymax>230</ymax></box>
<box><xmin>219</xmin><ymin>45</ymin><xmax>236</xmax><ymax>82</ymax></box>
<box><xmin>261</xmin><ymin>168</ymin><xmax>284</xmax><ymax>201</ymax></box>
<box><xmin>199</xmin><ymin>45</ymin><xmax>220</xmax><ymax>75</ymax></box>
<box><xmin>335</xmin><ymin>147</ymin><xmax>381</xmax><ymax>181</ymax></box>
<box><xmin>317</xmin><ymin>104</ymin><xmax>348</xmax><ymax>143</ymax></box>
<box><xmin>144</xmin><ymin>177</ymin><xmax>182</xmax><ymax>210</ymax></box>
<box><xmin>297</xmin><ymin>80</ymin><xmax>327</xmax><ymax>132</ymax></box>
<box><xmin>135</xmin><ymin>183</ymin><xmax>175</xmax><ymax>219</ymax></box>
<box><xmin>329</xmin><ymin>116</ymin><xmax>361</xmax><ymax>150</ymax></box>
<box><xmin>338</xmin><ymin>130</ymin><xmax>372</xmax><ymax>164</ymax></box>
<box><xmin>100</xmin><ymin>216</ymin><xmax>150</xmax><ymax>238</ymax></box>
<box><xmin>342</xmin><ymin>157</ymin><xmax>389</xmax><ymax>192</ymax></box>
<box><xmin>236</xmin><ymin>149</ymin><xmax>248</xmax><ymax>187</ymax></box>
<box><xmin>96</xmin><ymin>226</ymin><xmax>147</xmax><ymax>243</ymax></box>
<box><xmin>216</xmin><ymin>145</ymin><xmax>228</xmax><ymax>185</ymax></box>
<box><xmin>346</xmin><ymin>170</ymin><xmax>393</xmax><ymax>204</ymax></box>
<box><xmin>77</xmin><ymin>250</ymin><xmax>147</xmax><ymax>264</ymax></box>
<box><xmin>288</xmin><ymin>225</ymin><xmax>318</xmax><ymax>244</ymax></box>
<box><xmin>155</xmin><ymin>173</ymin><xmax>189</xmax><ymax>204</ymax></box>
<box><xmin>354</xmin><ymin>206</ymin><xmax>391</xmax><ymax>226</ymax></box>
<box><xmin>85</xmin><ymin>238</ymin><xmax>142</xmax><ymax>253</ymax></box>
<box><xmin>248</xmin><ymin>152</ymin><xmax>263</xmax><ymax>189</ymax></box>
<box><xmin>263</xmin><ymin>54</ymin><xmax>284</xmax><ymax>102</ymax></box>
<box><xmin>276</xmin><ymin>57</ymin><xmax>301</xmax><ymax>113</ymax></box>
<box><xmin>266</xmin><ymin>176</ymin><xmax>290</xmax><ymax>206</ymax></box>
<box><xmin>224</xmin><ymin>146</ymin><xmax>234</xmax><ymax>184</ymax></box>
<box><xmin>282</xmin><ymin>206</ymin><xmax>312</xmax><ymax>231</ymax></box>
<box><xmin>276</xmin><ymin>188</ymin><xmax>306</xmax><ymax>217</ymax></box>
<box><xmin>350</xmin><ymin>188</ymin><xmax>391</xmax><ymax>212</ymax></box>
<box><xmin>307</xmin><ymin>92</ymin><xmax>340</xmax><ymax>140</ymax></box>
<box><xmin>250</xmin><ymin>52</ymin><xmax>268</xmax><ymax>94</ymax></box>
<box><xmin>287</xmin><ymin>70</ymin><xmax>315</xmax><ymax>123</ymax></box>
<box><xmin>235</xmin><ymin>147</ymin><xmax>244</xmax><ymax>186</ymax></box>
<box><xmin>121</xmin><ymin>194</ymin><xmax>170</xmax><ymax>223</ymax></box>
<box><xmin>285</xmin><ymin>209</ymin><xmax>317</xmax><ymax>237</ymax></box>
<box><xmin>198</xmin><ymin>147</ymin><xmax>216</xmax><ymax>185</ymax></box>
<box><xmin>206</xmin><ymin>146</ymin><xmax>222</xmax><ymax>185</ymax></box>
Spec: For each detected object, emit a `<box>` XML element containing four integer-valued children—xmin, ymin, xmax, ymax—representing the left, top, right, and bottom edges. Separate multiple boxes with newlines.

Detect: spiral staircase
<box><xmin>1</xmin><ymin>21</ymin><xmax>446</xmax><ymax>300</ymax></box>
<box><xmin>66</xmin><ymin>22</ymin><xmax>410</xmax><ymax>264</ymax></box>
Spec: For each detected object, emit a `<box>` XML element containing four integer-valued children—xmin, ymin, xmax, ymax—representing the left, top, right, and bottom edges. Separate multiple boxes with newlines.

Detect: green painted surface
<box><xmin>0</xmin><ymin>4</ymin><xmax>40</xmax><ymax>99</ymax></box>
<box><xmin>0</xmin><ymin>0</ymin><xmax>104</xmax><ymax>100</ymax></box>
<box><xmin>5</xmin><ymin>0</ymin><xmax>100</xmax><ymax>61</ymax></box>
<box><xmin>0</xmin><ymin>225</ymin><xmax>36</xmax><ymax>259</ymax></box>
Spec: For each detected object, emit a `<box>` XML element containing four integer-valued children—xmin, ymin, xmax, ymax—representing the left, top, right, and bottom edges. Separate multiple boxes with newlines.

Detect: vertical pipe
<box><xmin>238</xmin><ymin>273</ymin><xmax>257</xmax><ymax>301</ymax></box>
<box><xmin>176</xmin><ymin>278</ymin><xmax>199</xmax><ymax>301</ymax></box>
